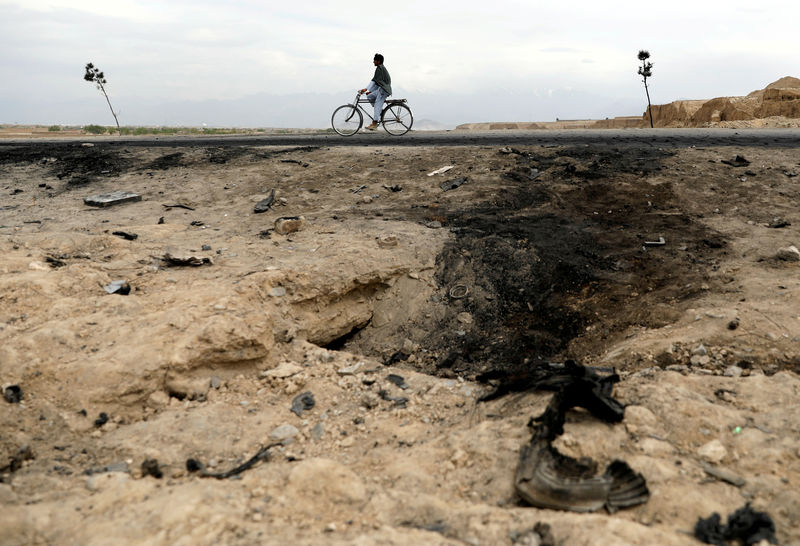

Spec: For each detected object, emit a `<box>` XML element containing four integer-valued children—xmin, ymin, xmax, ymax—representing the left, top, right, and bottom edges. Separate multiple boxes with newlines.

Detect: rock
<box><xmin>692</xmin><ymin>344</ymin><xmax>708</xmax><ymax>356</ymax></box>
<box><xmin>269</xmin><ymin>424</ymin><xmax>300</xmax><ymax>443</ymax></box>
<box><xmin>210</xmin><ymin>376</ymin><xmax>222</xmax><ymax>389</ymax></box>
<box><xmin>701</xmin><ymin>462</ymin><xmax>746</xmax><ymax>487</ymax></box>
<box><xmin>83</xmin><ymin>191</ymin><xmax>142</xmax><ymax>207</ymax></box>
<box><xmin>690</xmin><ymin>355</ymin><xmax>711</xmax><ymax>366</ymax></box>
<box><xmin>665</xmin><ymin>364</ymin><xmax>689</xmax><ymax>374</ymax></box>
<box><xmin>724</xmin><ymin>366</ymin><xmax>743</xmax><ymax>378</ymax></box>
<box><xmin>261</xmin><ymin>362</ymin><xmax>303</xmax><ymax>379</ymax></box>
<box><xmin>338</xmin><ymin>362</ymin><xmax>366</xmax><ymax>376</ymax></box>
<box><xmin>697</xmin><ymin>439</ymin><xmax>728</xmax><ymax>464</ymax></box>
<box><xmin>774</xmin><ymin>245</ymin><xmax>800</xmax><ymax>262</ymax></box>
<box><xmin>312</xmin><ymin>422</ymin><xmax>325</xmax><ymax>440</ymax></box>
<box><xmin>104</xmin><ymin>280</ymin><xmax>131</xmax><ymax>295</ymax></box>
<box><xmin>456</xmin><ymin>312</ymin><xmax>473</xmax><ymax>325</ymax></box>
<box><xmin>377</xmin><ymin>235</ymin><xmax>398</xmax><ymax>248</ymax></box>
<box><xmin>274</xmin><ymin>216</ymin><xmax>306</xmax><ymax>235</ymax></box>
<box><xmin>269</xmin><ymin>286</ymin><xmax>287</xmax><ymax>297</ymax></box>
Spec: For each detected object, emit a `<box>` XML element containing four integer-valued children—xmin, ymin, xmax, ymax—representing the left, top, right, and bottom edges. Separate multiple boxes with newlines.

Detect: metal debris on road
<box><xmin>84</xmin><ymin>191</ymin><xmax>142</xmax><ymax>208</ymax></box>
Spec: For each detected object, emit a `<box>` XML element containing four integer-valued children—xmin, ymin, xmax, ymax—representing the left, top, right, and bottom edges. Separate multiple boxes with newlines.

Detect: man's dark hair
<box><xmin>374</xmin><ymin>53</ymin><xmax>384</xmax><ymax>64</ymax></box>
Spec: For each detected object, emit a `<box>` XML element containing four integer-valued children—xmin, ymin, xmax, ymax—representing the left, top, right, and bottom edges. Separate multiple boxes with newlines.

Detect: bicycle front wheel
<box><xmin>331</xmin><ymin>105</ymin><xmax>363</xmax><ymax>136</ymax></box>
<box><xmin>381</xmin><ymin>103</ymin><xmax>413</xmax><ymax>136</ymax></box>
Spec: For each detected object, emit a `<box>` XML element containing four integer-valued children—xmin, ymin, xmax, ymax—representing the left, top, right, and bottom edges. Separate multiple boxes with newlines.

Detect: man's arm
<box><xmin>360</xmin><ymin>81</ymin><xmax>379</xmax><ymax>95</ymax></box>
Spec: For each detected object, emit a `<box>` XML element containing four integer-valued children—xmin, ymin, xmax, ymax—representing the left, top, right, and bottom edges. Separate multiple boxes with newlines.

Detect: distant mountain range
<box><xmin>0</xmin><ymin>88</ymin><xmax>643</xmax><ymax>130</ymax></box>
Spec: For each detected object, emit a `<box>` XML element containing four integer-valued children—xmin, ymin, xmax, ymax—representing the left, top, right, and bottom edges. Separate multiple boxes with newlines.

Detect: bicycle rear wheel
<box><xmin>331</xmin><ymin>105</ymin><xmax>363</xmax><ymax>136</ymax></box>
<box><xmin>381</xmin><ymin>103</ymin><xmax>413</xmax><ymax>136</ymax></box>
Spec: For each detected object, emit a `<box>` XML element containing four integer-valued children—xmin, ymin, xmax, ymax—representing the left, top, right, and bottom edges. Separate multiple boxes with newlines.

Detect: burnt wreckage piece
<box><xmin>497</xmin><ymin>361</ymin><xmax>649</xmax><ymax>512</ymax></box>
<box><xmin>694</xmin><ymin>503</ymin><xmax>778</xmax><ymax>546</ymax></box>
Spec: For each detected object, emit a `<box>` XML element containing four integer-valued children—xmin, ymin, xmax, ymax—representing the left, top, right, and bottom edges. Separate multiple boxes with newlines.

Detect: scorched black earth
<box><xmin>345</xmin><ymin>144</ymin><xmax>730</xmax><ymax>385</ymax></box>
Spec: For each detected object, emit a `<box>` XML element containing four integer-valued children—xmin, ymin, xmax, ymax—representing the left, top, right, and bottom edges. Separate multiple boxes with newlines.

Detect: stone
<box><xmin>261</xmin><ymin>362</ymin><xmax>303</xmax><ymax>379</ymax></box>
<box><xmin>697</xmin><ymin>439</ymin><xmax>728</xmax><ymax>464</ymax></box>
<box><xmin>690</xmin><ymin>355</ymin><xmax>711</xmax><ymax>366</ymax></box>
<box><xmin>724</xmin><ymin>366</ymin><xmax>743</xmax><ymax>378</ymax></box>
<box><xmin>269</xmin><ymin>286</ymin><xmax>287</xmax><ymax>297</ymax></box>
<box><xmin>337</xmin><ymin>362</ymin><xmax>366</xmax><ymax>376</ymax></box>
<box><xmin>83</xmin><ymin>191</ymin><xmax>142</xmax><ymax>208</ymax></box>
<box><xmin>269</xmin><ymin>424</ymin><xmax>300</xmax><ymax>443</ymax></box>
<box><xmin>377</xmin><ymin>235</ymin><xmax>398</xmax><ymax>248</ymax></box>
<box><xmin>774</xmin><ymin>245</ymin><xmax>800</xmax><ymax>262</ymax></box>
<box><xmin>312</xmin><ymin>422</ymin><xmax>325</xmax><ymax>441</ymax></box>
<box><xmin>274</xmin><ymin>216</ymin><xmax>306</xmax><ymax>235</ymax></box>
<box><xmin>104</xmin><ymin>280</ymin><xmax>131</xmax><ymax>295</ymax></box>
<box><xmin>456</xmin><ymin>312</ymin><xmax>473</xmax><ymax>325</ymax></box>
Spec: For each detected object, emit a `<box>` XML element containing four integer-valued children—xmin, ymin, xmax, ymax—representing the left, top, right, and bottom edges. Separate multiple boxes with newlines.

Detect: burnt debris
<box><xmin>290</xmin><ymin>391</ymin><xmax>316</xmax><ymax>417</ymax></box>
<box><xmin>507</xmin><ymin>361</ymin><xmax>648</xmax><ymax>513</ymax></box>
<box><xmin>186</xmin><ymin>443</ymin><xmax>279</xmax><ymax>480</ymax></box>
<box><xmin>694</xmin><ymin>503</ymin><xmax>778</xmax><ymax>545</ymax></box>
<box><xmin>3</xmin><ymin>384</ymin><xmax>23</xmax><ymax>404</ymax></box>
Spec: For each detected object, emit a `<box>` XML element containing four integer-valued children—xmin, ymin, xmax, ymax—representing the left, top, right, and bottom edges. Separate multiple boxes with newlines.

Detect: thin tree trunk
<box><xmin>644</xmin><ymin>82</ymin><xmax>654</xmax><ymax>128</ymax></box>
<box><xmin>98</xmin><ymin>83</ymin><xmax>121</xmax><ymax>135</ymax></box>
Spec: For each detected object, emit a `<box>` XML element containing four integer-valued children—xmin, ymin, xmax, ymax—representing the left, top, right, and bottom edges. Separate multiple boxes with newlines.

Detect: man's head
<box><xmin>373</xmin><ymin>53</ymin><xmax>384</xmax><ymax>65</ymax></box>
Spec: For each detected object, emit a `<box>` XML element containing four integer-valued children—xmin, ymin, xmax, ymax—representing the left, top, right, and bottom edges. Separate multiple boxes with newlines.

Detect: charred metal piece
<box><xmin>290</xmin><ymin>391</ymin><xmax>315</xmax><ymax>417</ymax></box>
<box><xmin>3</xmin><ymin>385</ymin><xmax>23</xmax><ymax>403</ymax></box>
<box><xmin>512</xmin><ymin>361</ymin><xmax>648</xmax><ymax>513</ymax></box>
<box><xmin>253</xmin><ymin>189</ymin><xmax>275</xmax><ymax>214</ymax></box>
<box><xmin>186</xmin><ymin>443</ymin><xmax>279</xmax><ymax>480</ymax></box>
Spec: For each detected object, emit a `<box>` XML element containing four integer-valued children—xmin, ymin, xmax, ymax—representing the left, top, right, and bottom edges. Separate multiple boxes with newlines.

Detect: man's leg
<box><xmin>372</xmin><ymin>88</ymin><xmax>386</xmax><ymax>122</ymax></box>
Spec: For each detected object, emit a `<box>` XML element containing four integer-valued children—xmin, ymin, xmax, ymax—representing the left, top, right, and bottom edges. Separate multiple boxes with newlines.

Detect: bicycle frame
<box><xmin>349</xmin><ymin>92</ymin><xmax>382</xmax><ymax>121</ymax></box>
<box><xmin>332</xmin><ymin>91</ymin><xmax>413</xmax><ymax>136</ymax></box>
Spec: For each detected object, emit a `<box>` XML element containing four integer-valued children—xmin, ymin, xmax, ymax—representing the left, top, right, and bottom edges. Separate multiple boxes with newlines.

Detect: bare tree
<box><xmin>637</xmin><ymin>50</ymin><xmax>654</xmax><ymax>128</ymax></box>
<box><xmin>83</xmin><ymin>62</ymin><xmax>120</xmax><ymax>135</ymax></box>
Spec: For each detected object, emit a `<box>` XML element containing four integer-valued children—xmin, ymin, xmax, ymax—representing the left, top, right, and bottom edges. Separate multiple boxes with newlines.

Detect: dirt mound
<box><xmin>647</xmin><ymin>76</ymin><xmax>800</xmax><ymax>127</ymax></box>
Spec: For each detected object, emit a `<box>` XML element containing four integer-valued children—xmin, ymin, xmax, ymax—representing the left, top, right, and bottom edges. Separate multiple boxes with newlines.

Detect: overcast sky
<box><xmin>1</xmin><ymin>0</ymin><xmax>798</xmax><ymax>128</ymax></box>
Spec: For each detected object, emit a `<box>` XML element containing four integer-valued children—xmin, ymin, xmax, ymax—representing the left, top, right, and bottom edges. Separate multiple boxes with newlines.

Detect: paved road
<box><xmin>2</xmin><ymin>128</ymin><xmax>800</xmax><ymax>148</ymax></box>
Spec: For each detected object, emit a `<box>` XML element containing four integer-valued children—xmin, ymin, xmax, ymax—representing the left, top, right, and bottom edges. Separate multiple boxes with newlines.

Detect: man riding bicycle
<box><xmin>360</xmin><ymin>53</ymin><xmax>392</xmax><ymax>131</ymax></box>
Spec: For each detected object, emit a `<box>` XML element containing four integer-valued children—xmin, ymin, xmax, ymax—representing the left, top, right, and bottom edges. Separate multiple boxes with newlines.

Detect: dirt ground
<box><xmin>1</xmin><ymin>139</ymin><xmax>799</xmax><ymax>545</ymax></box>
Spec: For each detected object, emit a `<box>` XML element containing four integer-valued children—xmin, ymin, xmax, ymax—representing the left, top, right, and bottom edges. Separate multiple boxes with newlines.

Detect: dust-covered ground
<box><xmin>1</xmin><ymin>139</ymin><xmax>800</xmax><ymax>545</ymax></box>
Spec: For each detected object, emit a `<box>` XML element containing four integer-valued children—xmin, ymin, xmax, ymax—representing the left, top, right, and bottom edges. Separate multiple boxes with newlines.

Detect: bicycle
<box><xmin>331</xmin><ymin>91</ymin><xmax>414</xmax><ymax>136</ymax></box>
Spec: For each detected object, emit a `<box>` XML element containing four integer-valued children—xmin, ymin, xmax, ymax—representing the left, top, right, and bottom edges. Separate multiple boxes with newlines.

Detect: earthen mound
<box><xmin>645</xmin><ymin>76</ymin><xmax>800</xmax><ymax>127</ymax></box>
